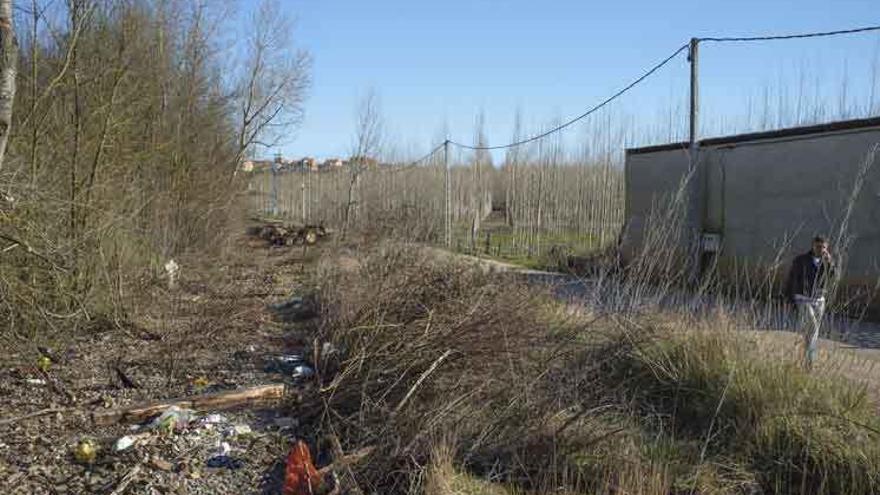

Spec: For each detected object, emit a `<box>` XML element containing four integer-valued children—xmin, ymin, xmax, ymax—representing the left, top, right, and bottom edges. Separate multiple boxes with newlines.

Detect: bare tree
<box><xmin>0</xmin><ymin>0</ymin><xmax>17</xmax><ymax>171</ymax></box>
<box><xmin>342</xmin><ymin>88</ymin><xmax>383</xmax><ymax>238</ymax></box>
<box><xmin>234</xmin><ymin>0</ymin><xmax>311</xmax><ymax>173</ymax></box>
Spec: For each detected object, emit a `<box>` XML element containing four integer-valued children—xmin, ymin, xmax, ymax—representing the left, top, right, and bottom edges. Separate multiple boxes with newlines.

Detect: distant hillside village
<box><xmin>240</xmin><ymin>156</ymin><xmax>381</xmax><ymax>173</ymax></box>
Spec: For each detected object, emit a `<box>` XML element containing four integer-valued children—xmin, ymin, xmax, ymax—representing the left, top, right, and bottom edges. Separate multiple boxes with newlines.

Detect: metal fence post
<box><xmin>444</xmin><ymin>139</ymin><xmax>451</xmax><ymax>247</ymax></box>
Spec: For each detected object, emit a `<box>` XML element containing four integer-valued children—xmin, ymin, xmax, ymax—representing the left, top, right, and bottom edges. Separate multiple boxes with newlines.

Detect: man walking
<box><xmin>785</xmin><ymin>236</ymin><xmax>836</xmax><ymax>370</ymax></box>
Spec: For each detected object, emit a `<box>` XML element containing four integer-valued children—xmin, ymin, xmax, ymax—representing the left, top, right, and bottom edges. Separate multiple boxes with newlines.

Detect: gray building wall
<box><xmin>622</xmin><ymin>121</ymin><xmax>880</xmax><ymax>287</ymax></box>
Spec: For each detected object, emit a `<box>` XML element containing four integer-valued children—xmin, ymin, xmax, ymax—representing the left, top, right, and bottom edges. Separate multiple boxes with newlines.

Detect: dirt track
<box><xmin>0</xmin><ymin>235</ymin><xmax>322</xmax><ymax>494</ymax></box>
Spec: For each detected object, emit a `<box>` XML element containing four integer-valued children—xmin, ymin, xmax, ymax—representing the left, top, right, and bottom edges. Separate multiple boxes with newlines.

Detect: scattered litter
<box><xmin>206</xmin><ymin>455</ymin><xmax>243</xmax><ymax>470</ymax></box>
<box><xmin>36</xmin><ymin>356</ymin><xmax>51</xmax><ymax>372</ymax></box>
<box><xmin>283</xmin><ymin>440</ymin><xmax>324</xmax><ymax>495</ymax></box>
<box><xmin>200</xmin><ymin>413</ymin><xmax>226</xmax><ymax>426</ymax></box>
<box><xmin>265</xmin><ymin>353</ymin><xmax>306</xmax><ymax>374</ymax></box>
<box><xmin>192</xmin><ymin>376</ymin><xmax>211</xmax><ymax>390</ymax></box>
<box><xmin>147</xmin><ymin>405</ymin><xmax>195</xmax><ymax>433</ymax></box>
<box><xmin>216</xmin><ymin>441</ymin><xmax>231</xmax><ymax>456</ymax></box>
<box><xmin>25</xmin><ymin>378</ymin><xmax>46</xmax><ymax>386</ymax></box>
<box><xmin>291</xmin><ymin>364</ymin><xmax>315</xmax><ymax>380</ymax></box>
<box><xmin>113</xmin><ymin>436</ymin><xmax>135</xmax><ymax>452</ymax></box>
<box><xmin>230</xmin><ymin>424</ymin><xmax>252</xmax><ymax>436</ymax></box>
<box><xmin>73</xmin><ymin>439</ymin><xmax>98</xmax><ymax>464</ymax></box>
<box><xmin>265</xmin><ymin>354</ymin><xmax>315</xmax><ymax>380</ymax></box>
<box><xmin>165</xmin><ymin>259</ymin><xmax>180</xmax><ymax>290</ymax></box>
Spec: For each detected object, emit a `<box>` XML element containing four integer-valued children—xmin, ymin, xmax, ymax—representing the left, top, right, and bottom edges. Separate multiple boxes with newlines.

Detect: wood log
<box><xmin>92</xmin><ymin>383</ymin><xmax>286</xmax><ymax>425</ymax></box>
<box><xmin>0</xmin><ymin>407</ymin><xmax>71</xmax><ymax>427</ymax></box>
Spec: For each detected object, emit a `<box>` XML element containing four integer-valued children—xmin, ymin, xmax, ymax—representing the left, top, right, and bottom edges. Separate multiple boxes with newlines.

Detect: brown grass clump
<box><xmin>599</xmin><ymin>320</ymin><xmax>880</xmax><ymax>495</ymax></box>
<box><xmin>308</xmin><ymin>243</ymin><xmax>626</xmax><ymax>492</ymax></box>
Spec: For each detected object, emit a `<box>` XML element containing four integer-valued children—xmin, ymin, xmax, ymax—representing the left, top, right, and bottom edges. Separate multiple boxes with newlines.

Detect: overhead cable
<box><xmin>700</xmin><ymin>25</ymin><xmax>880</xmax><ymax>43</ymax></box>
<box><xmin>447</xmin><ymin>43</ymin><xmax>689</xmax><ymax>151</ymax></box>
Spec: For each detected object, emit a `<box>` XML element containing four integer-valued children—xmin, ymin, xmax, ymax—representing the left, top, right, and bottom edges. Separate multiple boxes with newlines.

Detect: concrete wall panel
<box><xmin>624</xmin><ymin>126</ymin><xmax>880</xmax><ymax>287</ymax></box>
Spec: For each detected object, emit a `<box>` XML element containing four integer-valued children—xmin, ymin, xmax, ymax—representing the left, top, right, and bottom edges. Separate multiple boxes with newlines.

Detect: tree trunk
<box><xmin>0</xmin><ymin>0</ymin><xmax>17</xmax><ymax>171</ymax></box>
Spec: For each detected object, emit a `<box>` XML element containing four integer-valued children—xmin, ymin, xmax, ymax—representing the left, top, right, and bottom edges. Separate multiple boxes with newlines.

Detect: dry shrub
<box><xmin>309</xmin><ymin>246</ymin><xmax>880</xmax><ymax>495</ymax></box>
<box><xmin>312</xmin><ymin>244</ymin><xmax>609</xmax><ymax>493</ymax></box>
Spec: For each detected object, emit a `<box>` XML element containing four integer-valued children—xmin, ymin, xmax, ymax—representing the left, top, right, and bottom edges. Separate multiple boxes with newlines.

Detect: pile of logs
<box><xmin>250</xmin><ymin>223</ymin><xmax>329</xmax><ymax>247</ymax></box>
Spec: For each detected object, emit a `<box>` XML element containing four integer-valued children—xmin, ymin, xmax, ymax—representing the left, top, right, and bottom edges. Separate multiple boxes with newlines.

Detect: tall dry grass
<box><xmin>302</xmin><ymin>243</ymin><xmax>880</xmax><ymax>495</ymax></box>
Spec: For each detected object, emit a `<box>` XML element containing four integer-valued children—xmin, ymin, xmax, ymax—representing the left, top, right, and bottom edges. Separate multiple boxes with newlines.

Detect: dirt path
<box><xmin>0</xmin><ymin>234</ymin><xmax>322</xmax><ymax>494</ymax></box>
<box><xmin>427</xmin><ymin>247</ymin><xmax>880</xmax><ymax>366</ymax></box>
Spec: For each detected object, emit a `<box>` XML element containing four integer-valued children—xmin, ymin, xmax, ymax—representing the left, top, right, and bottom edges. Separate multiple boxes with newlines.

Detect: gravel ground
<box><xmin>0</xmin><ymin>235</ymin><xmax>323</xmax><ymax>494</ymax></box>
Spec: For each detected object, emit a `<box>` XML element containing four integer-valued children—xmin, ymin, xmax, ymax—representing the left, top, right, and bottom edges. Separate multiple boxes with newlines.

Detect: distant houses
<box><xmin>240</xmin><ymin>159</ymin><xmax>274</xmax><ymax>173</ymax></box>
<box><xmin>299</xmin><ymin>157</ymin><xmax>319</xmax><ymax>172</ymax></box>
<box><xmin>322</xmin><ymin>158</ymin><xmax>344</xmax><ymax>169</ymax></box>
<box><xmin>240</xmin><ymin>155</ymin><xmax>378</xmax><ymax>173</ymax></box>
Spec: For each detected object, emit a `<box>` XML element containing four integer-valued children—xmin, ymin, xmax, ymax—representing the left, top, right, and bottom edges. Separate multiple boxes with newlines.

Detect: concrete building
<box><xmin>621</xmin><ymin>117</ymin><xmax>880</xmax><ymax>294</ymax></box>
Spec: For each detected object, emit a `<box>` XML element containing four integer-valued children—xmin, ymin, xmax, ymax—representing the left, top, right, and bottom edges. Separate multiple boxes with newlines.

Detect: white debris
<box><xmin>201</xmin><ymin>414</ymin><xmax>226</xmax><ymax>425</ymax></box>
<box><xmin>231</xmin><ymin>424</ymin><xmax>252</xmax><ymax>436</ymax></box>
<box><xmin>114</xmin><ymin>435</ymin><xmax>136</xmax><ymax>452</ymax></box>
<box><xmin>164</xmin><ymin>259</ymin><xmax>180</xmax><ymax>290</ymax></box>
<box><xmin>217</xmin><ymin>441</ymin><xmax>231</xmax><ymax>456</ymax></box>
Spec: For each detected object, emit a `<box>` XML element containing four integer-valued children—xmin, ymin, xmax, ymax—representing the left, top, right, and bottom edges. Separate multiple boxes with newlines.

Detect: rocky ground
<box><xmin>0</xmin><ymin>231</ymin><xmax>324</xmax><ymax>494</ymax></box>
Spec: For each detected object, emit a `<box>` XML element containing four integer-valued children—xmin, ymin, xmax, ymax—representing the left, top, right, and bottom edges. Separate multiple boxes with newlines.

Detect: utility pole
<box><xmin>270</xmin><ymin>164</ymin><xmax>278</xmax><ymax>216</ymax></box>
<box><xmin>444</xmin><ymin>139</ymin><xmax>451</xmax><ymax>247</ymax></box>
<box><xmin>687</xmin><ymin>37</ymin><xmax>702</xmax><ymax>282</ymax></box>
<box><xmin>301</xmin><ymin>176</ymin><xmax>306</xmax><ymax>224</ymax></box>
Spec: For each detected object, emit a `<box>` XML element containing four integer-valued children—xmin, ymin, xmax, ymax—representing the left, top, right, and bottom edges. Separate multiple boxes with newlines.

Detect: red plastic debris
<box><xmin>283</xmin><ymin>440</ymin><xmax>324</xmax><ymax>495</ymax></box>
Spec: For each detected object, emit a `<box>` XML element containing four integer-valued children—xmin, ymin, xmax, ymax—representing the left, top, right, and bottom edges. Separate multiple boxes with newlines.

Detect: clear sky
<box><xmin>252</xmin><ymin>0</ymin><xmax>880</xmax><ymax>161</ymax></box>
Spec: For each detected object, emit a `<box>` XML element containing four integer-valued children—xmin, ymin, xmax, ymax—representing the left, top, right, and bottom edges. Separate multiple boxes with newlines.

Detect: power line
<box><xmin>699</xmin><ymin>25</ymin><xmax>880</xmax><ymax>43</ymax></box>
<box><xmin>448</xmin><ymin>43</ymin><xmax>689</xmax><ymax>151</ymax></box>
<box><xmin>418</xmin><ymin>24</ymin><xmax>880</xmax><ymax>156</ymax></box>
<box><xmin>379</xmin><ymin>141</ymin><xmax>447</xmax><ymax>174</ymax></box>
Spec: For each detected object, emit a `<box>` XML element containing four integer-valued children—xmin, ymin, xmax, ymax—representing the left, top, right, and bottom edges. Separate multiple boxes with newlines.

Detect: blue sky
<box><xmin>251</xmin><ymin>0</ymin><xmax>880</xmax><ymax>161</ymax></box>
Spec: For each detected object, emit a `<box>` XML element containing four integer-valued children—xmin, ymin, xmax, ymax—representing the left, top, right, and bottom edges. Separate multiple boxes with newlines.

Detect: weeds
<box><xmin>308</xmin><ymin>244</ymin><xmax>880</xmax><ymax>494</ymax></box>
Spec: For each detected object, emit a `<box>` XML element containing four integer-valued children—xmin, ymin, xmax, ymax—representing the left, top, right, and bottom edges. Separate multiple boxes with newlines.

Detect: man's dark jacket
<box><xmin>785</xmin><ymin>252</ymin><xmax>835</xmax><ymax>301</ymax></box>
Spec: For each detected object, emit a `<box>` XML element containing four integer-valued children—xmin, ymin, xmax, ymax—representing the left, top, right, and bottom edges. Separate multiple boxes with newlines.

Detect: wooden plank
<box><xmin>92</xmin><ymin>383</ymin><xmax>286</xmax><ymax>425</ymax></box>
